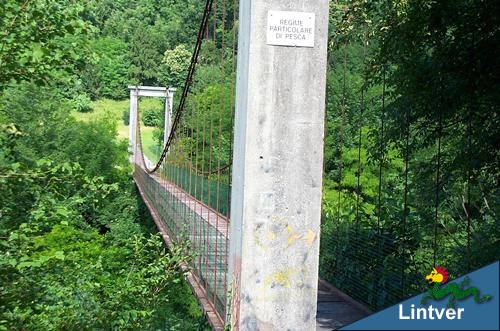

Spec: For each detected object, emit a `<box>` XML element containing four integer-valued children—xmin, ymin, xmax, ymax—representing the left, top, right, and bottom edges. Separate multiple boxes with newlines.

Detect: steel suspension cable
<box><xmin>377</xmin><ymin>66</ymin><xmax>386</xmax><ymax>232</ymax></box>
<box><xmin>136</xmin><ymin>88</ymin><xmax>172</xmax><ymax>173</ymax></box>
<box><xmin>226</xmin><ymin>0</ymin><xmax>237</xmax><ymax>220</ymax></box>
<box><xmin>467</xmin><ymin>112</ymin><xmax>472</xmax><ymax>269</ymax></box>
<box><xmin>143</xmin><ymin>0</ymin><xmax>215</xmax><ymax>174</ymax></box>
<box><xmin>207</xmin><ymin>0</ymin><xmax>217</xmax><ymax>306</ymax></box>
<box><xmin>213</xmin><ymin>0</ymin><xmax>227</xmax><ymax>310</ymax></box>
<box><xmin>433</xmin><ymin>111</ymin><xmax>443</xmax><ymax>267</ymax></box>
<box><xmin>205</xmin><ymin>0</ymin><xmax>218</xmax><ymax>220</ymax></box>
<box><xmin>336</xmin><ymin>40</ymin><xmax>348</xmax><ymax>223</ymax></box>
<box><xmin>401</xmin><ymin>98</ymin><xmax>411</xmax><ymax>298</ymax></box>
<box><xmin>355</xmin><ymin>32</ymin><xmax>367</xmax><ymax>232</ymax></box>
<box><xmin>216</xmin><ymin>0</ymin><xmax>226</xmax><ymax>217</ymax></box>
<box><xmin>132</xmin><ymin>0</ymin><xmax>238</xmax><ymax>325</ymax></box>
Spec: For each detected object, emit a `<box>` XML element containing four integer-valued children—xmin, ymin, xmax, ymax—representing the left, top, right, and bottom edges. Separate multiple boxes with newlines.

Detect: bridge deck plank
<box><xmin>316</xmin><ymin>280</ymin><xmax>372</xmax><ymax>330</ymax></box>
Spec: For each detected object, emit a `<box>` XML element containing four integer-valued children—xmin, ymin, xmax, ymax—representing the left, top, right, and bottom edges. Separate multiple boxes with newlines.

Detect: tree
<box><xmin>319</xmin><ymin>0</ymin><xmax>499</xmax><ymax>311</ymax></box>
<box><xmin>0</xmin><ymin>1</ymin><xmax>213</xmax><ymax>329</ymax></box>
<box><xmin>0</xmin><ymin>0</ymin><xmax>90</xmax><ymax>91</ymax></box>
<box><xmin>378</xmin><ymin>0</ymin><xmax>500</xmax><ymax>269</ymax></box>
<box><xmin>0</xmin><ymin>84</ymin><xmax>73</xmax><ymax>167</ymax></box>
<box><xmin>0</xmin><ymin>86</ymin><xmax>208</xmax><ymax>331</ymax></box>
<box><xmin>0</xmin><ymin>158</ymin><xmax>197</xmax><ymax>330</ymax></box>
<box><xmin>159</xmin><ymin>44</ymin><xmax>192</xmax><ymax>89</ymax></box>
<box><xmin>80</xmin><ymin>37</ymin><xmax>130</xmax><ymax>100</ymax></box>
<box><xmin>128</xmin><ymin>25</ymin><xmax>162</xmax><ymax>85</ymax></box>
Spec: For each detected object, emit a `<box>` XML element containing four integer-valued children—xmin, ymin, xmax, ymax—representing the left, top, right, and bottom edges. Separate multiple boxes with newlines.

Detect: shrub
<box><xmin>122</xmin><ymin>109</ymin><xmax>130</xmax><ymax>125</ymax></box>
<box><xmin>152</xmin><ymin>127</ymin><xmax>164</xmax><ymax>145</ymax></box>
<box><xmin>141</xmin><ymin>107</ymin><xmax>162</xmax><ymax>127</ymax></box>
<box><xmin>73</xmin><ymin>93</ymin><xmax>93</xmax><ymax>113</ymax></box>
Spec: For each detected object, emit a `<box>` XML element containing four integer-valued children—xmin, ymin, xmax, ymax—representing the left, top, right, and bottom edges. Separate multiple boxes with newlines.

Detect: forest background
<box><xmin>1</xmin><ymin>0</ymin><xmax>498</xmax><ymax>329</ymax></box>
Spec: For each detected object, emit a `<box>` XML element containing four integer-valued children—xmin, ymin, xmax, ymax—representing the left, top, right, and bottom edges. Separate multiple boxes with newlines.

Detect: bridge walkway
<box><xmin>134</xmin><ymin>165</ymin><xmax>371</xmax><ymax>330</ymax></box>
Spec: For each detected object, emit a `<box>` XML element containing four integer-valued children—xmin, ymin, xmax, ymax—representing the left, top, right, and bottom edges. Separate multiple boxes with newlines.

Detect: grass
<box><xmin>140</xmin><ymin>126</ymin><xmax>163</xmax><ymax>161</ymax></box>
<box><xmin>71</xmin><ymin>98</ymin><xmax>164</xmax><ymax>161</ymax></box>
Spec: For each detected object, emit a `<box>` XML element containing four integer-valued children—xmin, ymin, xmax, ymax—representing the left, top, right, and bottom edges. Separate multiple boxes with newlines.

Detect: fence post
<box><xmin>228</xmin><ymin>1</ymin><xmax>330</xmax><ymax>329</ymax></box>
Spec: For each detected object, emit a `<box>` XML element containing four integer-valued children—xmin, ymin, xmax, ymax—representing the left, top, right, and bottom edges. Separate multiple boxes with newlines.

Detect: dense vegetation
<box><xmin>1</xmin><ymin>0</ymin><xmax>498</xmax><ymax>325</ymax></box>
<box><xmin>320</xmin><ymin>0</ymin><xmax>499</xmax><ymax>310</ymax></box>
<box><xmin>0</xmin><ymin>0</ymin><xmax>208</xmax><ymax>330</ymax></box>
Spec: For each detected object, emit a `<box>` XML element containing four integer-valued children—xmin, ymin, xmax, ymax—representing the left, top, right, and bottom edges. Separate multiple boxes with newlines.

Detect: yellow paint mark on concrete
<box><xmin>287</xmin><ymin>233</ymin><xmax>301</xmax><ymax>247</ymax></box>
<box><xmin>302</xmin><ymin>229</ymin><xmax>316</xmax><ymax>246</ymax></box>
<box><xmin>286</xmin><ymin>223</ymin><xmax>299</xmax><ymax>246</ymax></box>
<box><xmin>287</xmin><ymin>227</ymin><xmax>316</xmax><ymax>247</ymax></box>
<box><xmin>264</xmin><ymin>269</ymin><xmax>298</xmax><ymax>289</ymax></box>
<box><xmin>267</xmin><ymin>231</ymin><xmax>276</xmax><ymax>241</ymax></box>
<box><xmin>253</xmin><ymin>232</ymin><xmax>265</xmax><ymax>250</ymax></box>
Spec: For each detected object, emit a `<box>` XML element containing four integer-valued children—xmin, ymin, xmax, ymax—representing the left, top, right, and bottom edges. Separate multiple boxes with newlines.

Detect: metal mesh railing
<box><xmin>319</xmin><ymin>23</ymin><xmax>499</xmax><ymax>311</ymax></box>
<box><xmin>132</xmin><ymin>0</ymin><xmax>238</xmax><ymax>325</ymax></box>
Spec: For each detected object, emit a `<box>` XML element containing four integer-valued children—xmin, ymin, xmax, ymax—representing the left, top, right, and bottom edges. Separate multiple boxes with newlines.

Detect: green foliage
<box><xmin>128</xmin><ymin>26</ymin><xmax>162</xmax><ymax>85</ymax></box>
<box><xmin>2</xmin><ymin>0</ymin><xmax>497</xmax><ymax>322</ymax></box>
<box><xmin>0</xmin><ymin>0</ymin><xmax>90</xmax><ymax>90</ymax></box>
<box><xmin>320</xmin><ymin>0</ymin><xmax>499</xmax><ymax>312</ymax></box>
<box><xmin>163</xmin><ymin>164</ymin><xmax>230</xmax><ymax>216</ymax></box>
<box><xmin>0</xmin><ymin>1</ymin><xmax>213</xmax><ymax>329</ymax></box>
<box><xmin>1</xmin><ymin>220</ymin><xmax>193</xmax><ymax>330</ymax></box>
<box><xmin>73</xmin><ymin>93</ymin><xmax>93</xmax><ymax>113</ymax></box>
<box><xmin>159</xmin><ymin>44</ymin><xmax>192</xmax><ymax>88</ymax></box>
<box><xmin>152</xmin><ymin>127</ymin><xmax>164</xmax><ymax>146</ymax></box>
<box><xmin>0</xmin><ymin>84</ymin><xmax>128</xmax><ymax>181</ymax></box>
<box><xmin>182</xmin><ymin>83</ymin><xmax>234</xmax><ymax>171</ymax></box>
<box><xmin>64</xmin><ymin>118</ymin><xmax>129</xmax><ymax>181</ymax></box>
<box><xmin>123</xmin><ymin>109</ymin><xmax>130</xmax><ymax>125</ymax></box>
<box><xmin>142</xmin><ymin>107</ymin><xmax>163</xmax><ymax>127</ymax></box>
<box><xmin>80</xmin><ymin>37</ymin><xmax>130</xmax><ymax>100</ymax></box>
<box><xmin>80</xmin><ymin>0</ymin><xmax>206</xmax><ymax>87</ymax></box>
<box><xmin>140</xmin><ymin>127</ymin><xmax>163</xmax><ymax>162</ymax></box>
<box><xmin>0</xmin><ymin>138</ymin><xmax>206</xmax><ymax>331</ymax></box>
<box><xmin>0</xmin><ymin>86</ymin><xmax>206</xmax><ymax>330</ymax></box>
<box><xmin>0</xmin><ymin>84</ymin><xmax>74</xmax><ymax>167</ymax></box>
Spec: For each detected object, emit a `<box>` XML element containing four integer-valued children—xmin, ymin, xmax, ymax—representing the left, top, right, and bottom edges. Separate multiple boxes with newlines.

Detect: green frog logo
<box><xmin>420</xmin><ymin>266</ymin><xmax>491</xmax><ymax>308</ymax></box>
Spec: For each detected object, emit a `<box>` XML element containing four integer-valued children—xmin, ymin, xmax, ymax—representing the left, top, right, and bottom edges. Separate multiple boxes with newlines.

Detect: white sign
<box><xmin>267</xmin><ymin>10</ymin><xmax>315</xmax><ymax>48</ymax></box>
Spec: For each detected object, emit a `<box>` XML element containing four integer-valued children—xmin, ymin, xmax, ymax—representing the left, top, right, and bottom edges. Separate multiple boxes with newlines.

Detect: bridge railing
<box><xmin>318</xmin><ymin>28</ymin><xmax>499</xmax><ymax>311</ymax></box>
<box><xmin>134</xmin><ymin>164</ymin><xmax>229</xmax><ymax>328</ymax></box>
<box><xmin>131</xmin><ymin>0</ymin><xmax>238</xmax><ymax>327</ymax></box>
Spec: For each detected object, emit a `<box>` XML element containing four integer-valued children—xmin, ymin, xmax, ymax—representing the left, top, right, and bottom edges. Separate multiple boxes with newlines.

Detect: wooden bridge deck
<box><xmin>316</xmin><ymin>279</ymin><xmax>371</xmax><ymax>330</ymax></box>
<box><xmin>134</xmin><ymin>165</ymin><xmax>371</xmax><ymax>330</ymax></box>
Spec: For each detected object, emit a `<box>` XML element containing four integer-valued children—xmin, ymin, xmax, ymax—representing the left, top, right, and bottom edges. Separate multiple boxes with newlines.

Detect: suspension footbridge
<box><xmin>128</xmin><ymin>0</ymin><xmax>498</xmax><ymax>329</ymax></box>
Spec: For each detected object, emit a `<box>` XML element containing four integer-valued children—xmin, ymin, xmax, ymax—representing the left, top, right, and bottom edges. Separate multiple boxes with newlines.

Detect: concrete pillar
<box><xmin>164</xmin><ymin>87</ymin><xmax>176</xmax><ymax>148</ymax></box>
<box><xmin>129</xmin><ymin>87</ymin><xmax>138</xmax><ymax>162</ymax></box>
<box><xmin>228</xmin><ymin>1</ymin><xmax>329</xmax><ymax>330</ymax></box>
